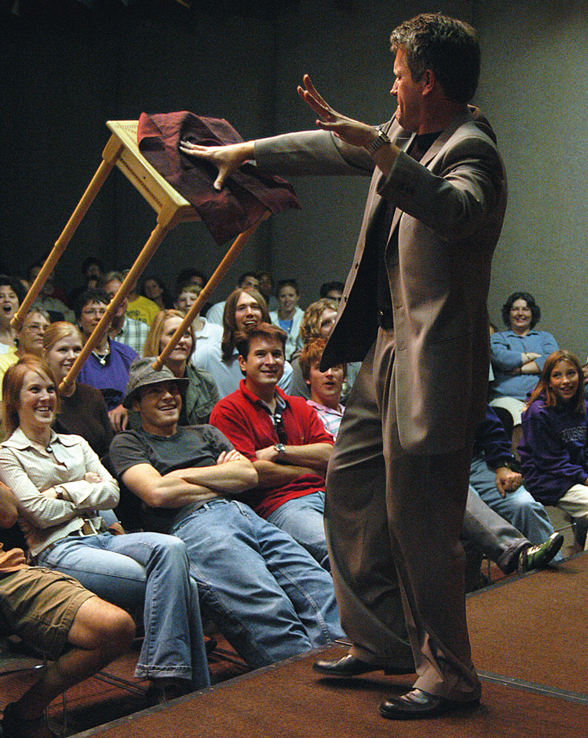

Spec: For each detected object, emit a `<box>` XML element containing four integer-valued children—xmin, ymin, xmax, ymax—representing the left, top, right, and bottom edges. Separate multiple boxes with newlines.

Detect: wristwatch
<box><xmin>367</xmin><ymin>130</ymin><xmax>391</xmax><ymax>156</ymax></box>
<box><xmin>274</xmin><ymin>443</ymin><xmax>286</xmax><ymax>455</ymax></box>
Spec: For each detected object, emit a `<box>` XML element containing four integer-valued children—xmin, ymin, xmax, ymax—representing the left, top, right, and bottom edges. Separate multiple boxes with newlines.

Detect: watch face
<box><xmin>275</xmin><ymin>443</ymin><xmax>286</xmax><ymax>453</ymax></box>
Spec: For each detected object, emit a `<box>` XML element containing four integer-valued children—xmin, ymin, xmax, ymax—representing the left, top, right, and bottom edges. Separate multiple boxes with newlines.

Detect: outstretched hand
<box><xmin>179</xmin><ymin>140</ymin><xmax>253</xmax><ymax>191</ymax></box>
<box><xmin>179</xmin><ymin>73</ymin><xmax>378</xmax><ymax>190</ymax></box>
<box><xmin>297</xmin><ymin>74</ymin><xmax>376</xmax><ymax>148</ymax></box>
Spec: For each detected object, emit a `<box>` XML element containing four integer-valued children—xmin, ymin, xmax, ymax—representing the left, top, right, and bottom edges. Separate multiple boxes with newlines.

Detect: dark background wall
<box><xmin>2</xmin><ymin>0</ymin><xmax>587</xmax><ymax>356</ymax></box>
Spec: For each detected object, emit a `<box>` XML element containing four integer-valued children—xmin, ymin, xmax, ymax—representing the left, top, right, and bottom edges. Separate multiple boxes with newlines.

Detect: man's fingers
<box><xmin>214</xmin><ymin>171</ymin><xmax>227</xmax><ymax>191</ymax></box>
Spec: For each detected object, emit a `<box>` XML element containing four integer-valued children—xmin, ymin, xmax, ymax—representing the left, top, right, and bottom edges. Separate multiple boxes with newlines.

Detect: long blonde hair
<box><xmin>143</xmin><ymin>309</ymin><xmax>195</xmax><ymax>361</ymax></box>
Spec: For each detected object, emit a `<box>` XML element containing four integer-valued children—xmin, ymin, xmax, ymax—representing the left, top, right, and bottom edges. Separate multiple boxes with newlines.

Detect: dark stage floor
<box><xmin>2</xmin><ymin>551</ymin><xmax>586</xmax><ymax>737</ymax></box>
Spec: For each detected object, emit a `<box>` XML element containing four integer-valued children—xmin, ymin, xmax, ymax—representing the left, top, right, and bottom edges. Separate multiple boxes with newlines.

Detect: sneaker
<box><xmin>518</xmin><ymin>532</ymin><xmax>564</xmax><ymax>573</ymax></box>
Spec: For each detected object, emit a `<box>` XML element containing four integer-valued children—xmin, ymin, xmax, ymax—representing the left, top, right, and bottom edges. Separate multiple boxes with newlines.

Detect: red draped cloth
<box><xmin>137</xmin><ymin>111</ymin><xmax>300</xmax><ymax>245</ymax></box>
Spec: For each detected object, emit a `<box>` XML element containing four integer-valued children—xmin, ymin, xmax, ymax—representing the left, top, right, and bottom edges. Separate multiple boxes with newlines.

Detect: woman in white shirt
<box><xmin>0</xmin><ymin>356</ymin><xmax>210</xmax><ymax>696</ymax></box>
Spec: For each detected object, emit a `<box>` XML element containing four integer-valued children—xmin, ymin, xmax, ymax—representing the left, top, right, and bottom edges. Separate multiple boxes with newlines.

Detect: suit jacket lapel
<box><xmin>385</xmin><ymin>109</ymin><xmax>474</xmax><ymax>245</ymax></box>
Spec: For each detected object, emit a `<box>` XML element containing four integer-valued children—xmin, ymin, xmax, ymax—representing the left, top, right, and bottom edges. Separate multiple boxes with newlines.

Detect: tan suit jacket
<box><xmin>255</xmin><ymin>109</ymin><xmax>507</xmax><ymax>455</ymax></box>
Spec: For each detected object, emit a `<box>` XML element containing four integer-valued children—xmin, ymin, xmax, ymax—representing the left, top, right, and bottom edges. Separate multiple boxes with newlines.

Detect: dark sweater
<box><xmin>519</xmin><ymin>395</ymin><xmax>588</xmax><ymax>505</ymax></box>
<box><xmin>54</xmin><ymin>383</ymin><xmax>113</xmax><ymax>458</ymax></box>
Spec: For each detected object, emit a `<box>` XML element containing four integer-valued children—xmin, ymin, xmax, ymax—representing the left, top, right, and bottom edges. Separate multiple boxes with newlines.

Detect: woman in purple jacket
<box><xmin>519</xmin><ymin>349</ymin><xmax>588</xmax><ymax>549</ymax></box>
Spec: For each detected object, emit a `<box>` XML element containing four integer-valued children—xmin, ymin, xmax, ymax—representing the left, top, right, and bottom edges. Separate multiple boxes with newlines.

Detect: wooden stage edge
<box><xmin>74</xmin><ymin>551</ymin><xmax>588</xmax><ymax>738</ymax></box>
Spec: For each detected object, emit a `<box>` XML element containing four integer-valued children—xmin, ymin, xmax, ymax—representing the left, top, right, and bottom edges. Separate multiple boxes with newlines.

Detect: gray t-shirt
<box><xmin>110</xmin><ymin>424</ymin><xmax>233</xmax><ymax>533</ymax></box>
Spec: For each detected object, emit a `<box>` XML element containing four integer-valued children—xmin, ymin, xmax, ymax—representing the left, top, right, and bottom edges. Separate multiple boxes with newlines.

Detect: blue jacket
<box><xmin>472</xmin><ymin>405</ymin><xmax>517</xmax><ymax>469</ymax></box>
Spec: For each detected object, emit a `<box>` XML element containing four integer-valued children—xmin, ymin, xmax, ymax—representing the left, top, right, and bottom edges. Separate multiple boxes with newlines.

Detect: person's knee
<box><xmin>104</xmin><ymin>607</ymin><xmax>136</xmax><ymax>655</ymax></box>
<box><xmin>151</xmin><ymin>534</ymin><xmax>189</xmax><ymax>562</ymax></box>
<box><xmin>507</xmin><ymin>490</ymin><xmax>539</xmax><ymax>515</ymax></box>
<box><xmin>70</xmin><ymin>597</ymin><xmax>135</xmax><ymax>656</ymax></box>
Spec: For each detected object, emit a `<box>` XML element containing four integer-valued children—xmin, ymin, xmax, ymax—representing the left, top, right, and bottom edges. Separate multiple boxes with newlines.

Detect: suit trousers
<box><xmin>324</xmin><ymin>327</ymin><xmax>481</xmax><ymax>701</ymax></box>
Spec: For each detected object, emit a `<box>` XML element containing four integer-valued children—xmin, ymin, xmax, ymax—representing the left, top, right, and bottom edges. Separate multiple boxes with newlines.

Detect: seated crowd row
<box><xmin>0</xmin><ymin>267</ymin><xmax>586</xmax><ymax>737</ymax></box>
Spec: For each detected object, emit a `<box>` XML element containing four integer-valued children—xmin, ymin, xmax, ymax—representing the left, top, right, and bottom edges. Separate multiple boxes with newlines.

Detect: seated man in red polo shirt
<box><xmin>210</xmin><ymin>323</ymin><xmax>333</xmax><ymax>570</ymax></box>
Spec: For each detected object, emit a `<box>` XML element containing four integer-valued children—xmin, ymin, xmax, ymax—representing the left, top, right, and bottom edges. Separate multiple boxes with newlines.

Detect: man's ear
<box><xmin>421</xmin><ymin>68</ymin><xmax>435</xmax><ymax>96</ymax></box>
<box><xmin>238</xmin><ymin>354</ymin><xmax>247</xmax><ymax>374</ymax></box>
<box><xmin>131</xmin><ymin>396</ymin><xmax>140</xmax><ymax>413</ymax></box>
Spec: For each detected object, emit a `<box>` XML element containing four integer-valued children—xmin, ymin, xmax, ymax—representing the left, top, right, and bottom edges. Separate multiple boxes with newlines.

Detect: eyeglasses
<box><xmin>273</xmin><ymin>412</ymin><xmax>289</xmax><ymax>445</ymax></box>
<box><xmin>82</xmin><ymin>307</ymin><xmax>107</xmax><ymax>317</ymax></box>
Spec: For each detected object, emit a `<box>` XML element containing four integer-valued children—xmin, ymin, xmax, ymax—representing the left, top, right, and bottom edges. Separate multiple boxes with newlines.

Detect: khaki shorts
<box><xmin>0</xmin><ymin>567</ymin><xmax>95</xmax><ymax>660</ymax></box>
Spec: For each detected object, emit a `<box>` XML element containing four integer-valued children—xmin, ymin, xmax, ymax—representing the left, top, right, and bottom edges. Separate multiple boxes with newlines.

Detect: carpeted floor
<box><xmin>2</xmin><ymin>549</ymin><xmax>586</xmax><ymax>737</ymax></box>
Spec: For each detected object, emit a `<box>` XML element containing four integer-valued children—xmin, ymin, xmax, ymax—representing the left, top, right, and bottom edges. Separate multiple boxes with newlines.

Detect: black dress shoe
<box><xmin>313</xmin><ymin>653</ymin><xmax>414</xmax><ymax>677</ymax></box>
<box><xmin>379</xmin><ymin>688</ymin><xmax>480</xmax><ymax>720</ymax></box>
<box><xmin>518</xmin><ymin>531</ymin><xmax>564</xmax><ymax>573</ymax></box>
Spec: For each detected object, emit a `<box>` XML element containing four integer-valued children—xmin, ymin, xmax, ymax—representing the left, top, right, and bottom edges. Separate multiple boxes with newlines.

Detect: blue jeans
<box><xmin>266</xmin><ymin>491</ymin><xmax>330</xmax><ymax>570</ymax></box>
<box><xmin>37</xmin><ymin>531</ymin><xmax>210</xmax><ymax>689</ymax></box>
<box><xmin>170</xmin><ymin>499</ymin><xmax>344</xmax><ymax>669</ymax></box>
<box><xmin>469</xmin><ymin>455</ymin><xmax>558</xmax><ymax>554</ymax></box>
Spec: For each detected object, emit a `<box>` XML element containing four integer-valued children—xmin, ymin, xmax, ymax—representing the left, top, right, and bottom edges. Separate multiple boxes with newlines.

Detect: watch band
<box><xmin>367</xmin><ymin>130</ymin><xmax>391</xmax><ymax>156</ymax></box>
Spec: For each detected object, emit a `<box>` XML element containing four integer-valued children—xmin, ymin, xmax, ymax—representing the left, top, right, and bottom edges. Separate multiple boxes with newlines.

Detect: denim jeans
<box><xmin>170</xmin><ymin>499</ymin><xmax>344</xmax><ymax>669</ymax></box>
<box><xmin>266</xmin><ymin>491</ymin><xmax>330</xmax><ymax>570</ymax></box>
<box><xmin>469</xmin><ymin>455</ymin><xmax>558</xmax><ymax>552</ymax></box>
<box><xmin>37</xmin><ymin>531</ymin><xmax>210</xmax><ymax>689</ymax></box>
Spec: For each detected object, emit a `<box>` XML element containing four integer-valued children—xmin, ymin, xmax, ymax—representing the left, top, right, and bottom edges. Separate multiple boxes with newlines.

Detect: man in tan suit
<box><xmin>181</xmin><ymin>13</ymin><xmax>507</xmax><ymax>720</ymax></box>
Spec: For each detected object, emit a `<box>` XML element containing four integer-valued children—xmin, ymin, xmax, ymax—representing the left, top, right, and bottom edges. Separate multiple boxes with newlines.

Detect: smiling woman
<box><xmin>490</xmin><ymin>291</ymin><xmax>559</xmax><ymax>429</ymax></box>
<box><xmin>142</xmin><ymin>310</ymin><xmax>219</xmax><ymax>425</ymax></box>
<box><xmin>519</xmin><ymin>350</ymin><xmax>588</xmax><ymax>548</ymax></box>
<box><xmin>0</xmin><ymin>355</ymin><xmax>211</xmax><ymax>696</ymax></box>
<box><xmin>270</xmin><ymin>279</ymin><xmax>304</xmax><ymax>361</ymax></box>
<box><xmin>0</xmin><ymin>308</ymin><xmax>51</xmax><ymax>402</ymax></box>
<box><xmin>42</xmin><ymin>322</ymin><xmax>113</xmax><ymax>457</ymax></box>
